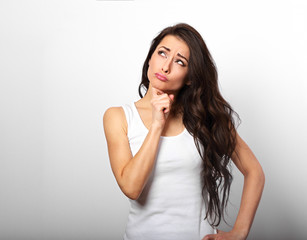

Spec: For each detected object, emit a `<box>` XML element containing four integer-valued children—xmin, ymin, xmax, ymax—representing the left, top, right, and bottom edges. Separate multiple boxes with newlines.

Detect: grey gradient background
<box><xmin>0</xmin><ymin>0</ymin><xmax>306</xmax><ymax>239</ymax></box>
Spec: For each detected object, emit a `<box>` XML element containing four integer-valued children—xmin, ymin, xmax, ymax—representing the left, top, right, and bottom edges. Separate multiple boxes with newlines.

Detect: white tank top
<box><xmin>121</xmin><ymin>102</ymin><xmax>216</xmax><ymax>240</ymax></box>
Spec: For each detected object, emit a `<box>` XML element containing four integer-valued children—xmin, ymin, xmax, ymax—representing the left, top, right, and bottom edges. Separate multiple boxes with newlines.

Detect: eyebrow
<box><xmin>160</xmin><ymin>46</ymin><xmax>189</xmax><ymax>63</ymax></box>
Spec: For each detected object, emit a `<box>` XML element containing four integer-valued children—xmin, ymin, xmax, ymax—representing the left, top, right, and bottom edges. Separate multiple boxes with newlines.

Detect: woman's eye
<box><xmin>158</xmin><ymin>50</ymin><xmax>166</xmax><ymax>57</ymax></box>
<box><xmin>177</xmin><ymin>59</ymin><xmax>185</xmax><ymax>66</ymax></box>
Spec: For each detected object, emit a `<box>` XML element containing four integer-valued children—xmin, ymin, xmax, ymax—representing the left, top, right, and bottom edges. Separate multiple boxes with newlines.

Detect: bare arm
<box><xmin>103</xmin><ymin>107</ymin><xmax>163</xmax><ymax>200</ymax></box>
<box><xmin>229</xmin><ymin>132</ymin><xmax>265</xmax><ymax>238</ymax></box>
<box><xmin>103</xmin><ymin>87</ymin><xmax>174</xmax><ymax>200</ymax></box>
<box><xmin>203</xmin><ymin>132</ymin><xmax>265</xmax><ymax>240</ymax></box>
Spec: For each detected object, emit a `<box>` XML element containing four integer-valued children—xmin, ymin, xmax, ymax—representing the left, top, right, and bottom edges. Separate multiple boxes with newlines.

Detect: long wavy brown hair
<box><xmin>138</xmin><ymin>23</ymin><xmax>241</xmax><ymax>227</ymax></box>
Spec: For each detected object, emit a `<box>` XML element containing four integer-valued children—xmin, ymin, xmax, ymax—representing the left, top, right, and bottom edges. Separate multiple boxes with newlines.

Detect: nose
<box><xmin>162</xmin><ymin>58</ymin><xmax>172</xmax><ymax>73</ymax></box>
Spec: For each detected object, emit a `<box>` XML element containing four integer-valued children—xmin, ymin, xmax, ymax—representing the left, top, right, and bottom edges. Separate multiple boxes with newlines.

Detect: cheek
<box><xmin>147</xmin><ymin>68</ymin><xmax>151</xmax><ymax>81</ymax></box>
<box><xmin>147</xmin><ymin>58</ymin><xmax>160</xmax><ymax>78</ymax></box>
<box><xmin>176</xmin><ymin>70</ymin><xmax>188</xmax><ymax>82</ymax></box>
<box><xmin>149</xmin><ymin>57</ymin><xmax>159</xmax><ymax>69</ymax></box>
<box><xmin>147</xmin><ymin>64</ymin><xmax>154</xmax><ymax>81</ymax></box>
<box><xmin>175</xmin><ymin>72</ymin><xmax>189</xmax><ymax>87</ymax></box>
<box><xmin>171</xmin><ymin>74</ymin><xmax>187</xmax><ymax>89</ymax></box>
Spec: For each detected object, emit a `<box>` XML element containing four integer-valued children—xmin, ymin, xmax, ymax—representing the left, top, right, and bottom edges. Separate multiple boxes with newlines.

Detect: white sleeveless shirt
<box><xmin>121</xmin><ymin>102</ymin><xmax>216</xmax><ymax>240</ymax></box>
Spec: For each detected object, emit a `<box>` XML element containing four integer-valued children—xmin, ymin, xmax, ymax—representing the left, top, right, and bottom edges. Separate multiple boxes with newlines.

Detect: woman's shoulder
<box><xmin>103</xmin><ymin>106</ymin><xmax>125</xmax><ymax>121</ymax></box>
<box><xmin>103</xmin><ymin>106</ymin><xmax>127</xmax><ymax>130</ymax></box>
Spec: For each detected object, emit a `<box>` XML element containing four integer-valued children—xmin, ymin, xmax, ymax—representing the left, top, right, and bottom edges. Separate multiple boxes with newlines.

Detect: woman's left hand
<box><xmin>202</xmin><ymin>229</ymin><xmax>247</xmax><ymax>240</ymax></box>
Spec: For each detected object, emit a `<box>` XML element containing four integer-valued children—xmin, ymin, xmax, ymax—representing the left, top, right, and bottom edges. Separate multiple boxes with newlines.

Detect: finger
<box><xmin>152</xmin><ymin>86</ymin><xmax>164</xmax><ymax>96</ymax></box>
<box><xmin>156</xmin><ymin>93</ymin><xmax>174</xmax><ymax>104</ymax></box>
<box><xmin>151</xmin><ymin>101</ymin><xmax>170</xmax><ymax>112</ymax></box>
<box><xmin>159</xmin><ymin>100</ymin><xmax>172</xmax><ymax>112</ymax></box>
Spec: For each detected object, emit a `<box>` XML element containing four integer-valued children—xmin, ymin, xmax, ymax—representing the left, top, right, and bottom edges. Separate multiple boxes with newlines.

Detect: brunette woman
<box><xmin>103</xmin><ymin>23</ymin><xmax>265</xmax><ymax>240</ymax></box>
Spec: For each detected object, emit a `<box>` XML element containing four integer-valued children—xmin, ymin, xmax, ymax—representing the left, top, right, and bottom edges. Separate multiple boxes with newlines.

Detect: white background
<box><xmin>0</xmin><ymin>0</ymin><xmax>306</xmax><ymax>239</ymax></box>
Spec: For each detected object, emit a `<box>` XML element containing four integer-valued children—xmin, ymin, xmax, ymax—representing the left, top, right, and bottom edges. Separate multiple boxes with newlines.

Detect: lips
<box><xmin>155</xmin><ymin>73</ymin><xmax>168</xmax><ymax>81</ymax></box>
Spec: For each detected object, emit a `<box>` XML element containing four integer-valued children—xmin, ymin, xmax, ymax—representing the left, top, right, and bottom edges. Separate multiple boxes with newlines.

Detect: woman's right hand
<box><xmin>150</xmin><ymin>87</ymin><xmax>174</xmax><ymax>129</ymax></box>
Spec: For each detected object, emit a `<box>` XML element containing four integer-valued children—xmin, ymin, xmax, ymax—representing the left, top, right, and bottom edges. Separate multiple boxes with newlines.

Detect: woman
<box><xmin>103</xmin><ymin>23</ymin><xmax>265</xmax><ymax>240</ymax></box>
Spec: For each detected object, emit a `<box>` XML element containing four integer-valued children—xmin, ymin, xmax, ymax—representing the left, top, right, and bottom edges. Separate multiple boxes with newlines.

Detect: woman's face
<box><xmin>147</xmin><ymin>35</ymin><xmax>190</xmax><ymax>94</ymax></box>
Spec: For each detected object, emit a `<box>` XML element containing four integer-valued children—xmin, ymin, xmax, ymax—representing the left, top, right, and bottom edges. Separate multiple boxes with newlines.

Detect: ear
<box><xmin>186</xmin><ymin>80</ymin><xmax>191</xmax><ymax>86</ymax></box>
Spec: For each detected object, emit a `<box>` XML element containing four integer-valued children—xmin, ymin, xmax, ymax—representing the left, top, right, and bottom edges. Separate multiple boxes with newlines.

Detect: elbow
<box><xmin>245</xmin><ymin>165</ymin><xmax>265</xmax><ymax>189</ymax></box>
<box><xmin>121</xmin><ymin>185</ymin><xmax>142</xmax><ymax>200</ymax></box>
<box><xmin>257</xmin><ymin>163</ymin><xmax>265</xmax><ymax>185</ymax></box>
<box><xmin>251</xmin><ymin>166</ymin><xmax>266</xmax><ymax>189</ymax></box>
<box><xmin>126</xmin><ymin>193</ymin><xmax>140</xmax><ymax>201</ymax></box>
<box><xmin>124</xmin><ymin>190</ymin><xmax>141</xmax><ymax>200</ymax></box>
<box><xmin>118</xmin><ymin>169</ymin><xmax>143</xmax><ymax>200</ymax></box>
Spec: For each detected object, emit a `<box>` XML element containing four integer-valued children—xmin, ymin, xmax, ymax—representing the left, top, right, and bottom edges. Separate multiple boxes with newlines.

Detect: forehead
<box><xmin>157</xmin><ymin>35</ymin><xmax>190</xmax><ymax>58</ymax></box>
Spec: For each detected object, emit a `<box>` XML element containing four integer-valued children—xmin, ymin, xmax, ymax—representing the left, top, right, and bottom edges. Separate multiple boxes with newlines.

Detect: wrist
<box><xmin>150</xmin><ymin>122</ymin><xmax>164</xmax><ymax>133</ymax></box>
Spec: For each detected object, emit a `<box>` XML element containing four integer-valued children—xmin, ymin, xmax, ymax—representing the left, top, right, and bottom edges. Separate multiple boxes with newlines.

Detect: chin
<box><xmin>151</xmin><ymin>81</ymin><xmax>168</xmax><ymax>91</ymax></box>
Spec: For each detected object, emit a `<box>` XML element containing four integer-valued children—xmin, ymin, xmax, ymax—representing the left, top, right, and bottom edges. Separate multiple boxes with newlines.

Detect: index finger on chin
<box><xmin>152</xmin><ymin>86</ymin><xmax>164</xmax><ymax>96</ymax></box>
